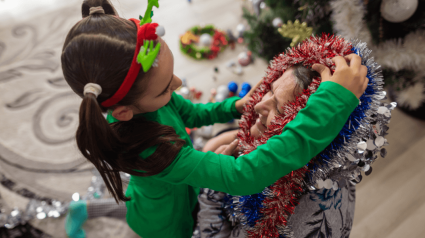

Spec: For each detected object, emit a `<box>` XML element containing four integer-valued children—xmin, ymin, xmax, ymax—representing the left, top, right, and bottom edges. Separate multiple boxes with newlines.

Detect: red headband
<box><xmin>101</xmin><ymin>18</ymin><xmax>159</xmax><ymax>107</ymax></box>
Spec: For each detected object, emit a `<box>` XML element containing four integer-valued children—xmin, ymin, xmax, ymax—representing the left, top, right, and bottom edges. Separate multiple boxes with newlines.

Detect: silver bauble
<box><xmin>381</xmin><ymin>0</ymin><xmax>418</xmax><ymax>23</ymax></box>
<box><xmin>272</xmin><ymin>17</ymin><xmax>283</xmax><ymax>27</ymax></box>
<box><xmin>199</xmin><ymin>33</ymin><xmax>212</xmax><ymax>47</ymax></box>
<box><xmin>217</xmin><ymin>85</ymin><xmax>229</xmax><ymax>96</ymax></box>
<box><xmin>215</xmin><ymin>93</ymin><xmax>227</xmax><ymax>103</ymax></box>
<box><xmin>177</xmin><ymin>87</ymin><xmax>191</xmax><ymax>99</ymax></box>
<box><xmin>236</xmin><ymin>24</ymin><xmax>246</xmax><ymax>38</ymax></box>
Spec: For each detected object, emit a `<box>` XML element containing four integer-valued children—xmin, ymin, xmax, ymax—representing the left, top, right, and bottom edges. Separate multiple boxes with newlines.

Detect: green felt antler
<box><xmin>137</xmin><ymin>40</ymin><xmax>161</xmax><ymax>72</ymax></box>
<box><xmin>140</xmin><ymin>0</ymin><xmax>159</xmax><ymax>26</ymax></box>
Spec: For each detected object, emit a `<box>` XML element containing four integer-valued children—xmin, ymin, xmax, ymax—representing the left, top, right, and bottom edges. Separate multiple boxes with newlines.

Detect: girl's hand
<box><xmin>312</xmin><ymin>54</ymin><xmax>368</xmax><ymax>99</ymax></box>
<box><xmin>214</xmin><ymin>139</ymin><xmax>239</xmax><ymax>156</ymax></box>
<box><xmin>235</xmin><ymin>79</ymin><xmax>264</xmax><ymax>114</ymax></box>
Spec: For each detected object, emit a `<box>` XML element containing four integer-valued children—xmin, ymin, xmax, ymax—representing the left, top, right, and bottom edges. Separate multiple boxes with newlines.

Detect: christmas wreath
<box><xmin>224</xmin><ymin>34</ymin><xmax>395</xmax><ymax>238</ymax></box>
<box><xmin>179</xmin><ymin>25</ymin><xmax>228</xmax><ymax>60</ymax></box>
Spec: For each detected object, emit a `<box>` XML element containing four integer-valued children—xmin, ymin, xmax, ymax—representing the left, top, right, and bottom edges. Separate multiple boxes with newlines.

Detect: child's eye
<box><xmin>160</xmin><ymin>87</ymin><xmax>170</xmax><ymax>96</ymax></box>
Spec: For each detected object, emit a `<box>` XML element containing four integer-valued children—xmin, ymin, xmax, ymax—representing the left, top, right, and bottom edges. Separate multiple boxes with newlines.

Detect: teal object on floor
<box><xmin>65</xmin><ymin>200</ymin><xmax>88</xmax><ymax>238</ymax></box>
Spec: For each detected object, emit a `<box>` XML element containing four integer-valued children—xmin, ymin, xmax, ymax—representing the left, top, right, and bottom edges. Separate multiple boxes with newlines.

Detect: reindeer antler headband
<box><xmin>101</xmin><ymin>0</ymin><xmax>165</xmax><ymax>107</ymax></box>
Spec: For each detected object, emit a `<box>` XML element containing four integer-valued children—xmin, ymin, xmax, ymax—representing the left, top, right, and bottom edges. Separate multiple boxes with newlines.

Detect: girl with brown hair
<box><xmin>61</xmin><ymin>0</ymin><xmax>367</xmax><ymax>237</ymax></box>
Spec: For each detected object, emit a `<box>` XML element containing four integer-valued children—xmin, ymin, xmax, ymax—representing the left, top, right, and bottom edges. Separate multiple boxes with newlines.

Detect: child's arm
<box><xmin>171</xmin><ymin>79</ymin><xmax>263</xmax><ymax>128</ymax></box>
<box><xmin>149</xmin><ymin>81</ymin><xmax>358</xmax><ymax>196</ymax></box>
<box><xmin>170</xmin><ymin>92</ymin><xmax>242</xmax><ymax>128</ymax></box>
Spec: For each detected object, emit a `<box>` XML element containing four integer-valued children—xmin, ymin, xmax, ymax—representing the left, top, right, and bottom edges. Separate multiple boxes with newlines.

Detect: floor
<box><xmin>0</xmin><ymin>0</ymin><xmax>424</xmax><ymax>237</ymax></box>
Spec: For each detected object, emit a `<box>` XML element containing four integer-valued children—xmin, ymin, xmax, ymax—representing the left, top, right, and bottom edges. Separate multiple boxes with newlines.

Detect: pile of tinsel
<box><xmin>0</xmin><ymin>169</ymin><xmax>121</xmax><ymax>229</ymax></box>
<box><xmin>225</xmin><ymin>34</ymin><xmax>395</xmax><ymax>238</ymax></box>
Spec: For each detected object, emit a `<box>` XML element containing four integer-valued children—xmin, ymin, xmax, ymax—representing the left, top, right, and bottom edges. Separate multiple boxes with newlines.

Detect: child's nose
<box><xmin>172</xmin><ymin>75</ymin><xmax>182</xmax><ymax>90</ymax></box>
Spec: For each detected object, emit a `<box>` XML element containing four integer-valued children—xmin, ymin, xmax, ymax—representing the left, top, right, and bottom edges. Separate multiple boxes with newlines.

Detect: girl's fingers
<box><xmin>360</xmin><ymin>65</ymin><xmax>368</xmax><ymax>78</ymax></box>
<box><xmin>344</xmin><ymin>54</ymin><xmax>362</xmax><ymax>69</ymax></box>
<box><xmin>312</xmin><ymin>64</ymin><xmax>332</xmax><ymax>82</ymax></box>
<box><xmin>362</xmin><ymin>76</ymin><xmax>369</xmax><ymax>92</ymax></box>
<box><xmin>332</xmin><ymin>56</ymin><xmax>349</xmax><ymax>69</ymax></box>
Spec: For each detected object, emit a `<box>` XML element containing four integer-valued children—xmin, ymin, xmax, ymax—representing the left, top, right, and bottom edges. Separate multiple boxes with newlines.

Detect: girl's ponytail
<box><xmin>62</xmin><ymin>0</ymin><xmax>186</xmax><ymax>203</ymax></box>
<box><xmin>76</xmin><ymin>91</ymin><xmax>186</xmax><ymax>203</ymax></box>
<box><xmin>76</xmin><ymin>92</ymin><xmax>128</xmax><ymax>202</ymax></box>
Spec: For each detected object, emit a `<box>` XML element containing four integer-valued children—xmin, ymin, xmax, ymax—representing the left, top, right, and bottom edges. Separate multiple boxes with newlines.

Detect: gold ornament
<box><xmin>278</xmin><ymin>20</ymin><xmax>313</xmax><ymax>47</ymax></box>
<box><xmin>181</xmin><ymin>31</ymin><xmax>199</xmax><ymax>45</ymax></box>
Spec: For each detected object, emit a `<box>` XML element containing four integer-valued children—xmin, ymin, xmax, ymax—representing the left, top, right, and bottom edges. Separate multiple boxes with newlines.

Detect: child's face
<box><xmin>250</xmin><ymin>68</ymin><xmax>298</xmax><ymax>138</ymax></box>
<box><xmin>136</xmin><ymin>37</ymin><xmax>182</xmax><ymax>113</ymax></box>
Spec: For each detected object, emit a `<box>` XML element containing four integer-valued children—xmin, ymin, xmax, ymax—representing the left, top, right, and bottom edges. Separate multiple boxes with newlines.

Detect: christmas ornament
<box><xmin>215</xmin><ymin>93</ymin><xmax>227</xmax><ymax>103</ymax></box>
<box><xmin>278</xmin><ymin>20</ymin><xmax>313</xmax><ymax>47</ymax></box>
<box><xmin>217</xmin><ymin>85</ymin><xmax>229</xmax><ymax>96</ymax></box>
<box><xmin>252</xmin><ymin>0</ymin><xmax>265</xmax><ymax>16</ymax></box>
<box><xmin>236</xmin><ymin>24</ymin><xmax>246</xmax><ymax>38</ymax></box>
<box><xmin>226</xmin><ymin>29</ymin><xmax>237</xmax><ymax>49</ymax></box>
<box><xmin>197</xmin><ymin>125</ymin><xmax>214</xmax><ymax>138</ymax></box>
<box><xmin>238</xmin><ymin>51</ymin><xmax>252</xmax><ymax>66</ymax></box>
<box><xmin>176</xmin><ymin>86</ymin><xmax>190</xmax><ymax>99</ymax></box>
<box><xmin>226</xmin><ymin>60</ymin><xmax>243</xmax><ymax>75</ymax></box>
<box><xmin>226</xmin><ymin>29</ymin><xmax>237</xmax><ymax>43</ymax></box>
<box><xmin>199</xmin><ymin>33</ymin><xmax>212</xmax><ymax>46</ymax></box>
<box><xmin>215</xmin><ymin>85</ymin><xmax>230</xmax><ymax>102</ymax></box>
<box><xmin>226</xmin><ymin>61</ymin><xmax>236</xmax><ymax>68</ymax></box>
<box><xmin>272</xmin><ymin>17</ymin><xmax>283</xmax><ymax>27</ymax></box>
<box><xmin>331</xmin><ymin>0</ymin><xmax>425</xmax><ymax>115</ymax></box>
<box><xmin>180</xmin><ymin>25</ymin><xmax>228</xmax><ymax>60</ymax></box>
<box><xmin>380</xmin><ymin>0</ymin><xmax>418</xmax><ymax>23</ymax></box>
<box><xmin>233</xmin><ymin>65</ymin><xmax>243</xmax><ymax>75</ymax></box>
<box><xmin>238</xmin><ymin>82</ymin><xmax>252</xmax><ymax>98</ymax></box>
<box><xmin>228</xmin><ymin>81</ymin><xmax>238</xmax><ymax>93</ymax></box>
<box><xmin>225</xmin><ymin>34</ymin><xmax>395</xmax><ymax>238</ymax></box>
<box><xmin>1</xmin><ymin>168</ymin><xmax>113</xmax><ymax>229</ymax></box>
<box><xmin>241</xmin><ymin>82</ymin><xmax>252</xmax><ymax>92</ymax></box>
<box><xmin>190</xmin><ymin>87</ymin><xmax>203</xmax><ymax>100</ymax></box>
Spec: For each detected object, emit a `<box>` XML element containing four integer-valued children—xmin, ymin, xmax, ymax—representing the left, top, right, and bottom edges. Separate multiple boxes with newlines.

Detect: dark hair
<box><xmin>61</xmin><ymin>0</ymin><xmax>185</xmax><ymax>203</ymax></box>
<box><xmin>292</xmin><ymin>64</ymin><xmax>320</xmax><ymax>96</ymax></box>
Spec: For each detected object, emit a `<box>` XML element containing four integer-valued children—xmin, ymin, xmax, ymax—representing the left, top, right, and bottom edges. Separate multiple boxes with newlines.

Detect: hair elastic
<box><xmin>84</xmin><ymin>83</ymin><xmax>102</xmax><ymax>98</ymax></box>
<box><xmin>89</xmin><ymin>6</ymin><xmax>105</xmax><ymax>15</ymax></box>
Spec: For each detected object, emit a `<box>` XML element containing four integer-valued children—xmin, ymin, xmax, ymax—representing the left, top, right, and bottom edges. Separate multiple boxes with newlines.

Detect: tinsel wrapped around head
<box><xmin>227</xmin><ymin>34</ymin><xmax>395</xmax><ymax>238</ymax></box>
<box><xmin>238</xmin><ymin>34</ymin><xmax>352</xmax><ymax>153</ymax></box>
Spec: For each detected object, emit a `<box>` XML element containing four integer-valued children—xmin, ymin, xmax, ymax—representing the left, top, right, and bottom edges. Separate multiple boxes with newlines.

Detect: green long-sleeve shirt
<box><xmin>106</xmin><ymin>81</ymin><xmax>359</xmax><ymax>238</ymax></box>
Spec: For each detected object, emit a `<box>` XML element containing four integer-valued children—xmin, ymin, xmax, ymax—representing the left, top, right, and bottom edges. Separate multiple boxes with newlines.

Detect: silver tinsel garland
<box><xmin>0</xmin><ymin>169</ymin><xmax>127</xmax><ymax>229</ymax></box>
<box><xmin>307</xmin><ymin>39</ymin><xmax>396</xmax><ymax>190</ymax></box>
<box><xmin>224</xmin><ymin>37</ymin><xmax>396</xmax><ymax>238</ymax></box>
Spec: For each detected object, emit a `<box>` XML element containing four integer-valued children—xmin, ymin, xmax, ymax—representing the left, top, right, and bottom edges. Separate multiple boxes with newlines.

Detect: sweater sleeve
<box><xmin>170</xmin><ymin>92</ymin><xmax>242</xmax><ymax>128</ymax></box>
<box><xmin>151</xmin><ymin>82</ymin><xmax>359</xmax><ymax>196</ymax></box>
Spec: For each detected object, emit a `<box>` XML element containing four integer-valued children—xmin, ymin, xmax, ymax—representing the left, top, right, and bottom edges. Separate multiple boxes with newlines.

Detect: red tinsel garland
<box><xmin>236</xmin><ymin>34</ymin><xmax>353</xmax><ymax>238</ymax></box>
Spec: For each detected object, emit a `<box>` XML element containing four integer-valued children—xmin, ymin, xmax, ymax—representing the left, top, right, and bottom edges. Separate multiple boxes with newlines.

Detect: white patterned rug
<box><xmin>0</xmin><ymin>1</ymin><xmax>138</xmax><ymax>237</ymax></box>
